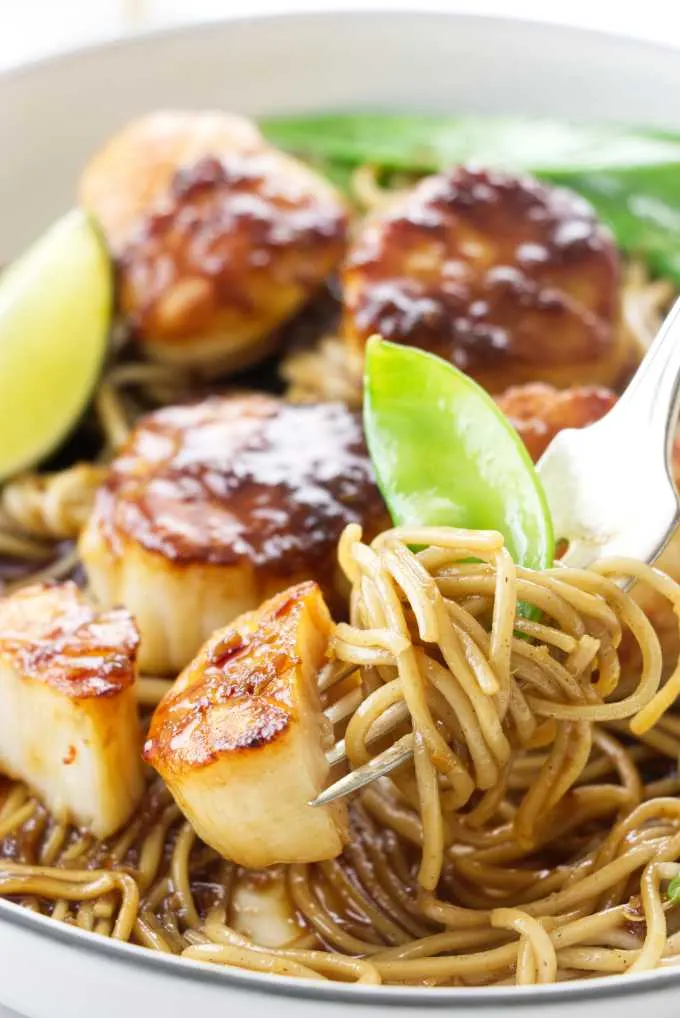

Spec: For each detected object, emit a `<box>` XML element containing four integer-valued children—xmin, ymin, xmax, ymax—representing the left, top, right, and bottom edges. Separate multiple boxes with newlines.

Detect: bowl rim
<box><xmin>3</xmin><ymin>4</ymin><xmax>680</xmax><ymax>85</ymax></box>
<box><xmin>5</xmin><ymin>892</ymin><xmax>680</xmax><ymax>1007</ymax></box>
<box><xmin>2</xmin><ymin>5</ymin><xmax>680</xmax><ymax>1008</ymax></box>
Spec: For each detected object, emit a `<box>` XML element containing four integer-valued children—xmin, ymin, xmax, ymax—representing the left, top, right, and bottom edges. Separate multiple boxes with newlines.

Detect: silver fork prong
<box><xmin>323</xmin><ymin>699</ymin><xmax>410</xmax><ymax>766</ymax></box>
<box><xmin>313</xmin><ymin>734</ymin><xmax>414</xmax><ymax>807</ymax></box>
<box><xmin>318</xmin><ymin>660</ymin><xmax>357</xmax><ymax>693</ymax></box>
<box><xmin>325</xmin><ymin>738</ymin><xmax>348</xmax><ymax>768</ymax></box>
<box><xmin>323</xmin><ymin>687</ymin><xmax>364</xmax><ymax>726</ymax></box>
<box><xmin>538</xmin><ymin>298</ymin><xmax>680</xmax><ymax>567</ymax></box>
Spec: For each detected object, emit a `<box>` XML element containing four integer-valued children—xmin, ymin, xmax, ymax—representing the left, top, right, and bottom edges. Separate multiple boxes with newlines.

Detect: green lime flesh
<box><xmin>0</xmin><ymin>209</ymin><xmax>112</xmax><ymax>482</ymax></box>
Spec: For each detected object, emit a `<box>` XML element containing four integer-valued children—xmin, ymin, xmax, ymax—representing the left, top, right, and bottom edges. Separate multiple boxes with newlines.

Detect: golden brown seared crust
<box><xmin>144</xmin><ymin>581</ymin><xmax>328</xmax><ymax>770</ymax></box>
<box><xmin>79</xmin><ymin>112</ymin><xmax>348</xmax><ymax>371</ymax></box>
<box><xmin>79</xmin><ymin>111</ymin><xmax>264</xmax><ymax>253</ymax></box>
<box><xmin>343</xmin><ymin>166</ymin><xmax>626</xmax><ymax>392</ymax></box>
<box><xmin>92</xmin><ymin>393</ymin><xmax>387</xmax><ymax>573</ymax></box>
<box><xmin>496</xmin><ymin>382</ymin><xmax>617</xmax><ymax>461</ymax></box>
<box><xmin>118</xmin><ymin>152</ymin><xmax>348</xmax><ymax>346</ymax></box>
<box><xmin>0</xmin><ymin>582</ymin><xmax>139</xmax><ymax>699</ymax></box>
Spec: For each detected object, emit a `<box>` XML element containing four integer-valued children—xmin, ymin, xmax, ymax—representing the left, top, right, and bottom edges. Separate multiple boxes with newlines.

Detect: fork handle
<box><xmin>613</xmin><ymin>297</ymin><xmax>680</xmax><ymax>463</ymax></box>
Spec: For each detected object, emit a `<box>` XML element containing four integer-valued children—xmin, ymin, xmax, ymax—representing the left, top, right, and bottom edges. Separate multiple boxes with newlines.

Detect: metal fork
<box><xmin>538</xmin><ymin>298</ymin><xmax>680</xmax><ymax>569</ymax></box>
<box><xmin>314</xmin><ymin>299</ymin><xmax>680</xmax><ymax>808</ymax></box>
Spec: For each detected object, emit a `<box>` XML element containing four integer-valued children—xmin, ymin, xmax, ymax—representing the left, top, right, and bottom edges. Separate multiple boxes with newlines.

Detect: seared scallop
<box><xmin>343</xmin><ymin>166</ymin><xmax>628</xmax><ymax>392</ymax></box>
<box><xmin>80</xmin><ymin>394</ymin><xmax>388</xmax><ymax>675</ymax></box>
<box><xmin>79</xmin><ymin>111</ymin><xmax>262</xmax><ymax>250</ymax></box>
<box><xmin>0</xmin><ymin>582</ymin><xmax>143</xmax><ymax>837</ymax></box>
<box><xmin>79</xmin><ymin>111</ymin><xmax>348</xmax><ymax>374</ymax></box>
<box><xmin>496</xmin><ymin>382</ymin><xmax>617</xmax><ymax>460</ymax></box>
<box><xmin>230</xmin><ymin>868</ymin><xmax>305</xmax><ymax>947</ymax></box>
<box><xmin>144</xmin><ymin>581</ymin><xmax>348</xmax><ymax>868</ymax></box>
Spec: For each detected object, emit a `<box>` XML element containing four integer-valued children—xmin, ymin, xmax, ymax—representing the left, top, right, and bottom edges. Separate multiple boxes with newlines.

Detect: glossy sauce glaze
<box><xmin>0</xmin><ymin>582</ymin><xmax>138</xmax><ymax>698</ymax></box>
<box><xmin>93</xmin><ymin>394</ymin><xmax>388</xmax><ymax>573</ymax></box>
<box><xmin>496</xmin><ymin>382</ymin><xmax>618</xmax><ymax>460</ymax></box>
<box><xmin>119</xmin><ymin>152</ymin><xmax>348</xmax><ymax>344</ymax></box>
<box><xmin>343</xmin><ymin>166</ymin><xmax>626</xmax><ymax>392</ymax></box>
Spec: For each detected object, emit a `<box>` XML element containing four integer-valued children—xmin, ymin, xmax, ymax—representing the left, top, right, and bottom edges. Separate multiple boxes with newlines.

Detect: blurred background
<box><xmin>2</xmin><ymin>0</ymin><xmax>680</xmax><ymax>70</ymax></box>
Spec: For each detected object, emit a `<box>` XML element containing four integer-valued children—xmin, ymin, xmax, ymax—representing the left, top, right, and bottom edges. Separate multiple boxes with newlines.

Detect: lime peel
<box><xmin>0</xmin><ymin>209</ymin><xmax>112</xmax><ymax>481</ymax></box>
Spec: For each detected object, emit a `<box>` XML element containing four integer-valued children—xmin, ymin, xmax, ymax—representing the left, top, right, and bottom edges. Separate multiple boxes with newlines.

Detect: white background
<box><xmin>2</xmin><ymin>0</ymin><xmax>680</xmax><ymax>70</ymax></box>
<box><xmin>1</xmin><ymin>0</ymin><xmax>679</xmax><ymax>1014</ymax></box>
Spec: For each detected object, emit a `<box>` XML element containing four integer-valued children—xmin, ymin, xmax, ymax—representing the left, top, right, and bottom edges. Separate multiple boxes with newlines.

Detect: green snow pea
<box><xmin>363</xmin><ymin>337</ymin><xmax>554</xmax><ymax>571</ymax></box>
<box><xmin>261</xmin><ymin>113</ymin><xmax>680</xmax><ymax>285</ymax></box>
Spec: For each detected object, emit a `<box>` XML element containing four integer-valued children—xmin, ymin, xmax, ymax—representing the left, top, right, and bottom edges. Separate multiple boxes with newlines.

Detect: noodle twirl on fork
<box><xmin>4</xmin><ymin>108</ymin><xmax>680</xmax><ymax>994</ymax></box>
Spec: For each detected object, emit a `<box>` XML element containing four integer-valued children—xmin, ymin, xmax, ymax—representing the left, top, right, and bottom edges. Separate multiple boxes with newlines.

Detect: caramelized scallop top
<box><xmin>79</xmin><ymin>111</ymin><xmax>348</xmax><ymax>371</ymax></box>
<box><xmin>144</xmin><ymin>581</ymin><xmax>330</xmax><ymax>770</ymax></box>
<box><xmin>79</xmin><ymin>111</ymin><xmax>264</xmax><ymax>252</ymax></box>
<box><xmin>118</xmin><ymin>151</ymin><xmax>348</xmax><ymax>346</ymax></box>
<box><xmin>92</xmin><ymin>394</ymin><xmax>387</xmax><ymax>573</ymax></box>
<box><xmin>497</xmin><ymin>382</ymin><xmax>617</xmax><ymax>461</ymax></box>
<box><xmin>0</xmin><ymin>582</ymin><xmax>139</xmax><ymax>698</ymax></box>
<box><xmin>344</xmin><ymin>166</ymin><xmax>626</xmax><ymax>392</ymax></box>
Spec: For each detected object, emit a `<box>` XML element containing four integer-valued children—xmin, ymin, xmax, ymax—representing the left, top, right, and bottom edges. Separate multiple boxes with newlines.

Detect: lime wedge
<box><xmin>364</xmin><ymin>337</ymin><xmax>554</xmax><ymax>571</ymax></box>
<box><xmin>0</xmin><ymin>209</ymin><xmax>112</xmax><ymax>481</ymax></box>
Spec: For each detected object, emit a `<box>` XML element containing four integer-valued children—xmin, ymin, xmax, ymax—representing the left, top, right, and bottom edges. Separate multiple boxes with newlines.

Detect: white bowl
<box><xmin>2</xmin><ymin>10</ymin><xmax>680</xmax><ymax>1018</ymax></box>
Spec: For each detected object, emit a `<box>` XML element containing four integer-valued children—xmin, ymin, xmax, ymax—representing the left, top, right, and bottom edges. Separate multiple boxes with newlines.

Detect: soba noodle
<box><xmin>0</xmin><ymin>159</ymin><xmax>676</xmax><ymax>985</ymax></box>
<box><xmin>4</xmin><ymin>524</ymin><xmax>680</xmax><ymax>987</ymax></box>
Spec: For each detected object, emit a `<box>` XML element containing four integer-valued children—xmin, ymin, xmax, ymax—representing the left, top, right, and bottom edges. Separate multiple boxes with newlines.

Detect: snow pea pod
<box><xmin>261</xmin><ymin>113</ymin><xmax>680</xmax><ymax>284</ymax></box>
<box><xmin>364</xmin><ymin>337</ymin><xmax>554</xmax><ymax>570</ymax></box>
<box><xmin>262</xmin><ymin>114</ymin><xmax>680</xmax><ymax>177</ymax></box>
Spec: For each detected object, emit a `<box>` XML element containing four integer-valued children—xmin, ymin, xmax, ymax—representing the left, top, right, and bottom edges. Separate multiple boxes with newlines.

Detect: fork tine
<box><xmin>537</xmin><ymin>299</ymin><xmax>680</xmax><ymax>570</ymax></box>
<box><xmin>323</xmin><ymin>687</ymin><xmax>364</xmax><ymax>726</ymax></box>
<box><xmin>323</xmin><ymin>699</ymin><xmax>410</xmax><ymax>765</ymax></box>
<box><xmin>318</xmin><ymin>660</ymin><xmax>357</xmax><ymax>692</ymax></box>
<box><xmin>312</xmin><ymin>734</ymin><xmax>414</xmax><ymax>807</ymax></box>
<box><xmin>325</xmin><ymin>738</ymin><xmax>348</xmax><ymax>768</ymax></box>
